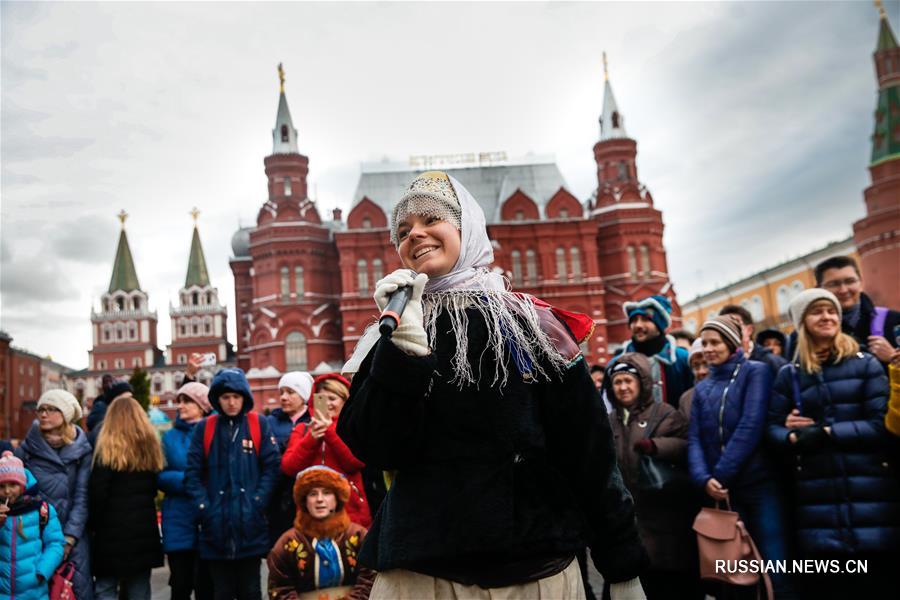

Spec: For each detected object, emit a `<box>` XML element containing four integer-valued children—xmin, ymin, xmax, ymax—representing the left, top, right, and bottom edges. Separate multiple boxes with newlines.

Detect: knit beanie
<box><xmin>106</xmin><ymin>381</ymin><xmax>134</xmax><ymax>402</ymax></box>
<box><xmin>37</xmin><ymin>389</ymin><xmax>83</xmax><ymax>424</ymax></box>
<box><xmin>313</xmin><ymin>373</ymin><xmax>351</xmax><ymax>400</ymax></box>
<box><xmin>788</xmin><ymin>288</ymin><xmax>842</xmax><ymax>331</ymax></box>
<box><xmin>176</xmin><ymin>382</ymin><xmax>213</xmax><ymax>415</ymax></box>
<box><xmin>688</xmin><ymin>337</ymin><xmax>704</xmax><ymax>361</ymax></box>
<box><xmin>0</xmin><ymin>451</ymin><xmax>27</xmax><ymax>492</ymax></box>
<box><xmin>700</xmin><ymin>315</ymin><xmax>743</xmax><ymax>353</ymax></box>
<box><xmin>623</xmin><ymin>295</ymin><xmax>672</xmax><ymax>334</ymax></box>
<box><xmin>278</xmin><ymin>371</ymin><xmax>314</xmax><ymax>401</ymax></box>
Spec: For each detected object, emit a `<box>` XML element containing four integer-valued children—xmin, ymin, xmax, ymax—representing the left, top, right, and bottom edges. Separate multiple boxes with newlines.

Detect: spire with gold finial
<box><xmin>599</xmin><ymin>51</ymin><xmax>627</xmax><ymax>141</ymax></box>
<box><xmin>184</xmin><ymin>208</ymin><xmax>211</xmax><ymax>288</ymax></box>
<box><xmin>109</xmin><ymin>210</ymin><xmax>141</xmax><ymax>292</ymax></box>
<box><xmin>272</xmin><ymin>62</ymin><xmax>299</xmax><ymax>154</ymax></box>
<box><xmin>874</xmin><ymin>0</ymin><xmax>898</xmax><ymax>50</ymax></box>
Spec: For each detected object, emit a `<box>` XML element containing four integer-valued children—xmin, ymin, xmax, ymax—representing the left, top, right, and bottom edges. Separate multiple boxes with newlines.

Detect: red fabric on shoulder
<box><xmin>203</xmin><ymin>415</ymin><xmax>218</xmax><ymax>458</ymax></box>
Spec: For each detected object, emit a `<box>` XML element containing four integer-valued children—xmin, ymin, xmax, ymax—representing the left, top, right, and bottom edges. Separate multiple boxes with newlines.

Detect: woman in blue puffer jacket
<box><xmin>0</xmin><ymin>455</ymin><xmax>66</xmax><ymax>600</ymax></box>
<box><xmin>767</xmin><ymin>289</ymin><xmax>900</xmax><ymax>599</ymax></box>
<box><xmin>159</xmin><ymin>382</ymin><xmax>214</xmax><ymax>600</ymax></box>
<box><xmin>16</xmin><ymin>390</ymin><xmax>94</xmax><ymax>600</ymax></box>
<box><xmin>688</xmin><ymin>315</ymin><xmax>794</xmax><ymax>598</ymax></box>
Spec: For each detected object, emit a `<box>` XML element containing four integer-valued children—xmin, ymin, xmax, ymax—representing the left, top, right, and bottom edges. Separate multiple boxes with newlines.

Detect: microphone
<box><xmin>379</xmin><ymin>285</ymin><xmax>414</xmax><ymax>336</ymax></box>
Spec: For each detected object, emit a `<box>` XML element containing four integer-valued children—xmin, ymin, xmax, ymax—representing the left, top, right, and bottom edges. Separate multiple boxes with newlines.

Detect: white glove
<box><xmin>374</xmin><ymin>269</ymin><xmax>429</xmax><ymax>357</ymax></box>
<box><xmin>609</xmin><ymin>578</ymin><xmax>646</xmax><ymax>600</ymax></box>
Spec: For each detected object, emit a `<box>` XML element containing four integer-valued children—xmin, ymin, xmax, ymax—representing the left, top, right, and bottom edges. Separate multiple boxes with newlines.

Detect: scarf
<box><xmin>630</xmin><ymin>333</ymin><xmax>667</xmax><ymax>357</ymax></box>
<box><xmin>344</xmin><ymin>175</ymin><xmax>571</xmax><ymax>387</ymax></box>
<box><xmin>313</xmin><ymin>538</ymin><xmax>343</xmax><ymax>588</ymax></box>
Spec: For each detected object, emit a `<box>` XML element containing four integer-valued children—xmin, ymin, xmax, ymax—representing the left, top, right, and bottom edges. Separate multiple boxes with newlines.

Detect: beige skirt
<box><xmin>369</xmin><ymin>559</ymin><xmax>585</xmax><ymax>599</ymax></box>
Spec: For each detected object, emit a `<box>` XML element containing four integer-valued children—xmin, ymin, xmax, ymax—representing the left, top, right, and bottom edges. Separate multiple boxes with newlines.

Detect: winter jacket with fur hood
<box><xmin>16</xmin><ymin>424</ymin><xmax>93</xmax><ymax>600</ymax></box>
<box><xmin>767</xmin><ymin>352</ymin><xmax>900</xmax><ymax>556</ymax></box>
<box><xmin>184</xmin><ymin>369</ymin><xmax>282</xmax><ymax>561</ymax></box>
<box><xmin>337</xmin><ymin>309</ymin><xmax>648</xmax><ymax>587</ymax></box>
<box><xmin>609</xmin><ymin>353</ymin><xmax>696</xmax><ymax>572</ymax></box>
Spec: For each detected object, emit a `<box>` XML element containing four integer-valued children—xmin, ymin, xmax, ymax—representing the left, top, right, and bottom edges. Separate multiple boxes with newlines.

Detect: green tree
<box><xmin>129</xmin><ymin>367</ymin><xmax>151</xmax><ymax>411</ymax></box>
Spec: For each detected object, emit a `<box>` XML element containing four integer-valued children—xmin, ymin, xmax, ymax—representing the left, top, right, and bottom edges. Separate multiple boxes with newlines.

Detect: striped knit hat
<box><xmin>700</xmin><ymin>315</ymin><xmax>743</xmax><ymax>352</ymax></box>
<box><xmin>0</xmin><ymin>451</ymin><xmax>26</xmax><ymax>492</ymax></box>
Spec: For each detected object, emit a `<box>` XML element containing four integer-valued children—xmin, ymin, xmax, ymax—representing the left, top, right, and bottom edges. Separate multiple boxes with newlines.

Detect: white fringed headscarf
<box><xmin>344</xmin><ymin>174</ymin><xmax>570</xmax><ymax>387</ymax></box>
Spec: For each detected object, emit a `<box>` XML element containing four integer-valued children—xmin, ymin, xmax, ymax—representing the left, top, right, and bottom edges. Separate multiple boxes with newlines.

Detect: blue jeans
<box><xmin>94</xmin><ymin>571</ymin><xmax>151</xmax><ymax>600</ymax></box>
<box><xmin>732</xmin><ymin>481</ymin><xmax>797</xmax><ymax>599</ymax></box>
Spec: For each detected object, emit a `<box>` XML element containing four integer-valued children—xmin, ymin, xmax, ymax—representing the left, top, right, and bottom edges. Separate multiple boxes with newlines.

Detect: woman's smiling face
<box><xmin>396</xmin><ymin>214</ymin><xmax>461</xmax><ymax>277</ymax></box>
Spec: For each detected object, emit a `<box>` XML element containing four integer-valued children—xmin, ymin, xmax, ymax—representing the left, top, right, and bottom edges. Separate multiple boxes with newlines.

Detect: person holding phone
<box><xmin>281</xmin><ymin>373</ymin><xmax>371</xmax><ymax>528</ymax></box>
<box><xmin>336</xmin><ymin>171</ymin><xmax>648</xmax><ymax>599</ymax></box>
<box><xmin>767</xmin><ymin>289</ymin><xmax>900</xmax><ymax>598</ymax></box>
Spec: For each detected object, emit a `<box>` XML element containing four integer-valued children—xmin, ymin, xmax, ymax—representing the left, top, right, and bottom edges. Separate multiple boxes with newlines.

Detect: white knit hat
<box><xmin>37</xmin><ymin>389</ymin><xmax>83</xmax><ymax>424</ymax></box>
<box><xmin>688</xmin><ymin>337</ymin><xmax>704</xmax><ymax>361</ymax></box>
<box><xmin>278</xmin><ymin>371</ymin><xmax>314</xmax><ymax>400</ymax></box>
<box><xmin>788</xmin><ymin>288</ymin><xmax>842</xmax><ymax>331</ymax></box>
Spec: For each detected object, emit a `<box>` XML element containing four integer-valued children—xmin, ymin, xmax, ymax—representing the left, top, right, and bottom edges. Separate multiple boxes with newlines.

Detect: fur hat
<box><xmin>37</xmin><ymin>389</ymin><xmax>83</xmax><ymax>424</ymax></box>
<box><xmin>176</xmin><ymin>382</ymin><xmax>212</xmax><ymax>415</ymax></box>
<box><xmin>623</xmin><ymin>295</ymin><xmax>672</xmax><ymax>334</ymax></box>
<box><xmin>0</xmin><ymin>451</ymin><xmax>27</xmax><ymax>492</ymax></box>
<box><xmin>701</xmin><ymin>315</ymin><xmax>743</xmax><ymax>353</ymax></box>
<box><xmin>277</xmin><ymin>371</ymin><xmax>314</xmax><ymax>401</ymax></box>
<box><xmin>788</xmin><ymin>288</ymin><xmax>842</xmax><ymax>331</ymax></box>
<box><xmin>293</xmin><ymin>466</ymin><xmax>351</xmax><ymax>539</ymax></box>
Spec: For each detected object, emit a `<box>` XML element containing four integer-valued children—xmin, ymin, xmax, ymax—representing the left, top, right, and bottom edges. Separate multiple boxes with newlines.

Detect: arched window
<box><xmin>294</xmin><ymin>266</ymin><xmax>304</xmax><ymax>298</ymax></box>
<box><xmin>618</xmin><ymin>162</ymin><xmax>628</xmax><ymax>181</ymax></box>
<box><xmin>611</xmin><ymin>111</ymin><xmax>620</xmax><ymax>128</ymax></box>
<box><xmin>128</xmin><ymin>323</ymin><xmax>137</xmax><ymax>340</ymax></box>
<box><xmin>206</xmin><ymin>292</ymin><xmax>212</xmax><ymax>304</ymax></box>
<box><xmin>559</xmin><ymin>208</ymin><xmax>569</xmax><ymax>219</ymax></box>
<box><xmin>133</xmin><ymin>298</ymin><xmax>141</xmax><ymax>311</ymax></box>
<box><xmin>639</xmin><ymin>244</ymin><xmax>650</xmax><ymax>277</ymax></box>
<box><xmin>357</xmin><ymin>259</ymin><xmax>369</xmax><ymax>294</ymax></box>
<box><xmin>626</xmin><ymin>246</ymin><xmax>637</xmax><ymax>278</ymax></box>
<box><xmin>526</xmin><ymin>249</ymin><xmax>538</xmax><ymax>284</ymax></box>
<box><xmin>283</xmin><ymin>177</ymin><xmax>292</xmax><ymax>196</ymax></box>
<box><xmin>280</xmin><ymin>266</ymin><xmax>290</xmax><ymax>300</ymax></box>
<box><xmin>285</xmin><ymin>332</ymin><xmax>308</xmax><ymax>371</ymax></box>
<box><xmin>372</xmin><ymin>259</ymin><xmax>383</xmax><ymax>283</ymax></box>
<box><xmin>280</xmin><ymin>124</ymin><xmax>289</xmax><ymax>142</ymax></box>
<box><xmin>116</xmin><ymin>297</ymin><xmax>124</xmax><ymax>311</ymax></box>
<box><xmin>192</xmin><ymin>291</ymin><xmax>199</xmax><ymax>305</ymax></box>
<box><xmin>362</xmin><ymin>217</ymin><xmax>372</xmax><ymax>229</ymax></box>
<box><xmin>556</xmin><ymin>247</ymin><xmax>567</xmax><ymax>283</ymax></box>
<box><xmin>685</xmin><ymin>318</ymin><xmax>698</xmax><ymax>334</ymax></box>
<box><xmin>776</xmin><ymin>285</ymin><xmax>791</xmax><ymax>314</ymax></box>
<box><xmin>205</xmin><ymin>317</ymin><xmax>212</xmax><ymax>334</ymax></box>
<box><xmin>515</xmin><ymin>210</ymin><xmax>525</xmax><ymax>221</ymax></box>
<box><xmin>570</xmin><ymin>247</ymin><xmax>582</xmax><ymax>281</ymax></box>
<box><xmin>511</xmin><ymin>250</ymin><xmax>523</xmax><ymax>285</ymax></box>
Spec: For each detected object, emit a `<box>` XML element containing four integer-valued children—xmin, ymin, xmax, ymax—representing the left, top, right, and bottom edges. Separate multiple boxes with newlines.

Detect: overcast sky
<box><xmin>2</xmin><ymin>1</ymin><xmax>894</xmax><ymax>369</ymax></box>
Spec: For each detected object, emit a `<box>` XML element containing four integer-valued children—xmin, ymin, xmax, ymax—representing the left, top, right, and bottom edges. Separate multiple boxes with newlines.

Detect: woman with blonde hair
<box><xmin>89</xmin><ymin>395</ymin><xmax>164</xmax><ymax>600</ymax></box>
<box><xmin>17</xmin><ymin>388</ymin><xmax>94</xmax><ymax>599</ymax></box>
<box><xmin>767</xmin><ymin>288</ymin><xmax>900</xmax><ymax>598</ymax></box>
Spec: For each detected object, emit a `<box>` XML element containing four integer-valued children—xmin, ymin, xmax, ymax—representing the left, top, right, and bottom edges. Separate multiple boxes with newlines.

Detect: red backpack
<box><xmin>202</xmin><ymin>412</ymin><xmax>262</xmax><ymax>457</ymax></box>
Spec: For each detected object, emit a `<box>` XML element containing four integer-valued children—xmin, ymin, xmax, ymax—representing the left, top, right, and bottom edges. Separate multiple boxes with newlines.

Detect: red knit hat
<box><xmin>313</xmin><ymin>373</ymin><xmax>350</xmax><ymax>400</ymax></box>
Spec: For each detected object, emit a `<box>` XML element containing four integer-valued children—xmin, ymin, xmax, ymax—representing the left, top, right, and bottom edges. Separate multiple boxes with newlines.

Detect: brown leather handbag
<box><xmin>692</xmin><ymin>498</ymin><xmax>773</xmax><ymax>600</ymax></box>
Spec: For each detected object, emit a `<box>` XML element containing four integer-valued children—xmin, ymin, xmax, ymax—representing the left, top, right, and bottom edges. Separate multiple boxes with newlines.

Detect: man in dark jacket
<box><xmin>813</xmin><ymin>256</ymin><xmax>900</xmax><ymax>365</ymax></box>
<box><xmin>719</xmin><ymin>304</ymin><xmax>787</xmax><ymax>376</ymax></box>
<box><xmin>608</xmin><ymin>295</ymin><xmax>693</xmax><ymax>408</ymax></box>
<box><xmin>185</xmin><ymin>368</ymin><xmax>281</xmax><ymax>600</ymax></box>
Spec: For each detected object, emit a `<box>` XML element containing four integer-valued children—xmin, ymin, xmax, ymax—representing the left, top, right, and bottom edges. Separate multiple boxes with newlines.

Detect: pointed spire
<box><xmin>599</xmin><ymin>52</ymin><xmax>628</xmax><ymax>141</ymax></box>
<box><xmin>272</xmin><ymin>63</ymin><xmax>299</xmax><ymax>154</ymax></box>
<box><xmin>875</xmin><ymin>1</ymin><xmax>898</xmax><ymax>50</ymax></box>
<box><xmin>108</xmin><ymin>210</ymin><xmax>141</xmax><ymax>293</ymax></box>
<box><xmin>185</xmin><ymin>208</ymin><xmax>211</xmax><ymax>288</ymax></box>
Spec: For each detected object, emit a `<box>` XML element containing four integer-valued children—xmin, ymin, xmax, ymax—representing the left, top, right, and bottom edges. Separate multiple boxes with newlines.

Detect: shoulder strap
<box><xmin>871</xmin><ymin>307</ymin><xmax>889</xmax><ymax>338</ymax></box>
<box><xmin>247</xmin><ymin>412</ymin><xmax>261</xmax><ymax>456</ymax></box>
<box><xmin>203</xmin><ymin>415</ymin><xmax>218</xmax><ymax>458</ymax></box>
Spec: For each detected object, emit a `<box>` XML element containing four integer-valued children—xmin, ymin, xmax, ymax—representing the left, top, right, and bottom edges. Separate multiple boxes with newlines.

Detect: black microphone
<box><xmin>379</xmin><ymin>285</ymin><xmax>414</xmax><ymax>336</ymax></box>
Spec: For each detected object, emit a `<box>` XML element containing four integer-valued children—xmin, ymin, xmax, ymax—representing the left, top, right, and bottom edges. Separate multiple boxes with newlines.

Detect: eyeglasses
<box><xmin>822</xmin><ymin>277</ymin><xmax>860</xmax><ymax>290</ymax></box>
<box><xmin>36</xmin><ymin>406</ymin><xmax>61</xmax><ymax>415</ymax></box>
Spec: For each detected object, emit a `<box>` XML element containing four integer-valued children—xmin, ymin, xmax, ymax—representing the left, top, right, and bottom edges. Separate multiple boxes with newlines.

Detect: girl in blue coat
<box><xmin>159</xmin><ymin>382</ymin><xmax>214</xmax><ymax>600</ymax></box>
<box><xmin>16</xmin><ymin>390</ymin><xmax>93</xmax><ymax>600</ymax></box>
<box><xmin>688</xmin><ymin>315</ymin><xmax>794</xmax><ymax>598</ymax></box>
<box><xmin>767</xmin><ymin>289</ymin><xmax>900</xmax><ymax>598</ymax></box>
<box><xmin>0</xmin><ymin>452</ymin><xmax>66</xmax><ymax>600</ymax></box>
